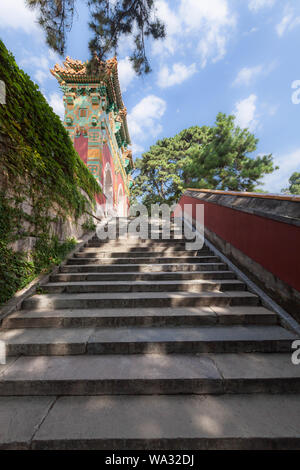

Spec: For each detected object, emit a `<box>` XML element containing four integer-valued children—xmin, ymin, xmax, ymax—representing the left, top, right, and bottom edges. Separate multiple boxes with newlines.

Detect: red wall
<box><xmin>73</xmin><ymin>138</ymin><xmax>128</xmax><ymax>213</ymax></box>
<box><xmin>177</xmin><ymin>194</ymin><xmax>300</xmax><ymax>292</ymax></box>
<box><xmin>74</xmin><ymin>135</ymin><xmax>88</xmax><ymax>164</ymax></box>
<box><xmin>101</xmin><ymin>144</ymin><xmax>128</xmax><ymax>212</ymax></box>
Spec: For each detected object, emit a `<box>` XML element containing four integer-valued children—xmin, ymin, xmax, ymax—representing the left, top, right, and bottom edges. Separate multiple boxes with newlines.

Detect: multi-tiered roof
<box><xmin>50</xmin><ymin>55</ymin><xmax>131</xmax><ymax>146</ymax></box>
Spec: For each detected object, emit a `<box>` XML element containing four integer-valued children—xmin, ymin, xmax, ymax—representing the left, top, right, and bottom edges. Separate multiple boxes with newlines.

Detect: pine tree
<box><xmin>282</xmin><ymin>172</ymin><xmax>300</xmax><ymax>195</ymax></box>
<box><xmin>132</xmin><ymin>113</ymin><xmax>278</xmax><ymax>207</ymax></box>
<box><xmin>25</xmin><ymin>0</ymin><xmax>165</xmax><ymax>75</ymax></box>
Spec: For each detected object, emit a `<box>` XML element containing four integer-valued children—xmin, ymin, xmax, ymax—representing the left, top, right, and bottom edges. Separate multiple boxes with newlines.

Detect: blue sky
<box><xmin>1</xmin><ymin>0</ymin><xmax>300</xmax><ymax>192</ymax></box>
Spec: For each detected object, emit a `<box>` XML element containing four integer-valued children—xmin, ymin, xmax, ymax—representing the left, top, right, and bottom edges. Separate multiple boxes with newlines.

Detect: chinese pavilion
<box><xmin>50</xmin><ymin>54</ymin><xmax>133</xmax><ymax>217</ymax></box>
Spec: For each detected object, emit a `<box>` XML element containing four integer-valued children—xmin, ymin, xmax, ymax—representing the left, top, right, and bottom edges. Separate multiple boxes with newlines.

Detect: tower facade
<box><xmin>51</xmin><ymin>55</ymin><xmax>133</xmax><ymax>217</ymax></box>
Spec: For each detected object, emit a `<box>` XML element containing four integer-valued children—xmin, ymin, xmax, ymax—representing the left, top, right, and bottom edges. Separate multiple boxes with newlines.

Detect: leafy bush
<box><xmin>0</xmin><ymin>39</ymin><xmax>101</xmax><ymax>304</ymax></box>
<box><xmin>0</xmin><ymin>237</ymin><xmax>76</xmax><ymax>306</ymax></box>
<box><xmin>0</xmin><ymin>39</ymin><xmax>100</xmax><ymax>216</ymax></box>
<box><xmin>82</xmin><ymin>218</ymin><xmax>96</xmax><ymax>232</ymax></box>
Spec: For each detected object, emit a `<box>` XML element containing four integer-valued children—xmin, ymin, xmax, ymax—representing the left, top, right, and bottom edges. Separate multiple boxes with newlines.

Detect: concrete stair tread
<box><xmin>85</xmin><ymin>243</ymin><xmax>192</xmax><ymax>248</ymax></box>
<box><xmin>75</xmin><ymin>252</ymin><xmax>206</xmax><ymax>258</ymax></box>
<box><xmin>0</xmin><ymin>327</ymin><xmax>94</xmax><ymax>345</ymax></box>
<box><xmin>67</xmin><ymin>257</ymin><xmax>220</xmax><ymax>265</ymax></box>
<box><xmin>1</xmin><ymin>353</ymin><xmax>300</xmax><ymax>397</ymax></box>
<box><xmin>1</xmin><ymin>353</ymin><xmax>299</xmax><ymax>383</ymax></box>
<box><xmin>79</xmin><ymin>248</ymin><xmax>207</xmax><ymax>252</ymax></box>
<box><xmin>22</xmin><ymin>291</ymin><xmax>259</xmax><ymax>309</ymax></box>
<box><xmin>41</xmin><ymin>279</ymin><xmax>246</xmax><ymax>295</ymax></box>
<box><xmin>0</xmin><ymin>354</ymin><xmax>221</xmax><ymax>382</ymax></box>
<box><xmin>25</xmin><ymin>291</ymin><xmax>255</xmax><ymax>300</ymax></box>
<box><xmin>3</xmin><ymin>306</ymin><xmax>277</xmax><ymax>329</ymax></box>
<box><xmin>43</xmin><ymin>279</ymin><xmax>244</xmax><ymax>287</ymax></box>
<box><xmin>0</xmin><ymin>325</ymin><xmax>295</xmax><ymax>347</ymax></box>
<box><xmin>2</xmin><ymin>394</ymin><xmax>299</xmax><ymax>449</ymax></box>
<box><xmin>51</xmin><ymin>271</ymin><xmax>236</xmax><ymax>282</ymax></box>
<box><xmin>5</xmin><ymin>306</ymin><xmax>275</xmax><ymax>320</ymax></box>
<box><xmin>53</xmin><ymin>270</ymin><xmax>233</xmax><ymax>276</ymax></box>
<box><xmin>69</xmin><ymin>256</ymin><xmax>217</xmax><ymax>260</ymax></box>
<box><xmin>61</xmin><ymin>262</ymin><xmax>227</xmax><ymax>269</ymax></box>
<box><xmin>88</xmin><ymin>237</ymin><xmax>189</xmax><ymax>243</ymax></box>
<box><xmin>87</xmin><ymin>325</ymin><xmax>296</xmax><ymax>343</ymax></box>
<box><xmin>21</xmin><ymin>290</ymin><xmax>261</xmax><ymax>311</ymax></box>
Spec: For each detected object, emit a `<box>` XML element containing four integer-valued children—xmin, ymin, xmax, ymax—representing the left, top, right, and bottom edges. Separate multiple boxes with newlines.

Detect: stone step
<box><xmin>60</xmin><ymin>262</ymin><xmax>228</xmax><ymax>273</ymax></box>
<box><xmin>75</xmin><ymin>250</ymin><xmax>207</xmax><ymax>258</ymax></box>
<box><xmin>0</xmin><ymin>325</ymin><xmax>295</xmax><ymax>356</ymax></box>
<box><xmin>87</xmin><ymin>239</ymin><xmax>191</xmax><ymax>247</ymax></box>
<box><xmin>0</xmin><ymin>353</ymin><xmax>299</xmax><ymax>396</ymax></box>
<box><xmin>66</xmin><ymin>255</ymin><xmax>220</xmax><ymax>265</ymax></box>
<box><xmin>88</xmin><ymin>233</ymin><xmax>188</xmax><ymax>242</ymax></box>
<box><xmin>51</xmin><ymin>270</ymin><xmax>236</xmax><ymax>283</ymax></box>
<box><xmin>88</xmin><ymin>238</ymin><xmax>192</xmax><ymax>245</ymax></box>
<box><xmin>90</xmin><ymin>227</ymin><xmax>186</xmax><ymax>234</ymax></box>
<box><xmin>42</xmin><ymin>279</ymin><xmax>246</xmax><ymax>294</ymax></box>
<box><xmin>86</xmin><ymin>325</ymin><xmax>295</xmax><ymax>355</ymax></box>
<box><xmin>2</xmin><ymin>394</ymin><xmax>299</xmax><ymax>449</ymax></box>
<box><xmin>22</xmin><ymin>291</ymin><xmax>260</xmax><ymax>310</ymax></box>
<box><xmin>2</xmin><ymin>306</ymin><xmax>277</xmax><ymax>329</ymax></box>
<box><xmin>83</xmin><ymin>247</ymin><xmax>202</xmax><ymax>254</ymax></box>
<box><xmin>91</xmin><ymin>226</ymin><xmax>185</xmax><ymax>234</ymax></box>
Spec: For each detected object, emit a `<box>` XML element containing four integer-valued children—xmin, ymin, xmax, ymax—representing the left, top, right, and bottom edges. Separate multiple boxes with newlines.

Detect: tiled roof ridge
<box><xmin>50</xmin><ymin>53</ymin><xmax>131</xmax><ymax>145</ymax></box>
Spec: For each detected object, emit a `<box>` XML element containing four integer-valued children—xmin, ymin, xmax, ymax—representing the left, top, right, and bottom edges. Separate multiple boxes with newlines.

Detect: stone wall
<box><xmin>0</xmin><ymin>171</ymin><xmax>96</xmax><ymax>255</ymax></box>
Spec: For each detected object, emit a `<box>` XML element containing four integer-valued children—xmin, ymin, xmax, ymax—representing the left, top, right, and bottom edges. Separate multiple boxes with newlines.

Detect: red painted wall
<box><xmin>177</xmin><ymin>194</ymin><xmax>300</xmax><ymax>292</ymax></box>
<box><xmin>73</xmin><ymin>140</ymin><xmax>128</xmax><ymax>213</ymax></box>
<box><xmin>74</xmin><ymin>135</ymin><xmax>88</xmax><ymax>164</ymax></box>
<box><xmin>102</xmin><ymin>144</ymin><xmax>128</xmax><ymax>213</ymax></box>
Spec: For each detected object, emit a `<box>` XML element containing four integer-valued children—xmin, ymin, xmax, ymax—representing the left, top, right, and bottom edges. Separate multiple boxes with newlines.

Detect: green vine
<box><xmin>0</xmin><ymin>236</ymin><xmax>76</xmax><ymax>305</ymax></box>
<box><xmin>0</xmin><ymin>40</ymin><xmax>101</xmax><ymax>305</ymax></box>
<box><xmin>82</xmin><ymin>218</ymin><xmax>96</xmax><ymax>232</ymax></box>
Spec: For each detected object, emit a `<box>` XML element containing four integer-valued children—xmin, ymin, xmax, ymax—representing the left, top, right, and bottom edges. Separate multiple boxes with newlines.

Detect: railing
<box><xmin>176</xmin><ymin>189</ymin><xmax>300</xmax><ymax>317</ymax></box>
<box><xmin>185</xmin><ymin>188</ymin><xmax>300</xmax><ymax>202</ymax></box>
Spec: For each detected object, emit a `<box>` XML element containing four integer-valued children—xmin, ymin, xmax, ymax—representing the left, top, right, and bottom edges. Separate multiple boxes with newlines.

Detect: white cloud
<box><xmin>19</xmin><ymin>49</ymin><xmax>61</xmax><ymax>86</ymax></box>
<box><xmin>48</xmin><ymin>92</ymin><xmax>64</xmax><ymax>120</ymax></box>
<box><xmin>234</xmin><ymin>65</ymin><xmax>263</xmax><ymax>86</ymax></box>
<box><xmin>157</xmin><ymin>62</ymin><xmax>196</xmax><ymax>88</ymax></box>
<box><xmin>267</xmin><ymin>104</ymin><xmax>278</xmax><ymax>116</ymax></box>
<box><xmin>181</xmin><ymin>0</ymin><xmax>229</xmax><ymax>31</ymax></box>
<box><xmin>118</xmin><ymin>57</ymin><xmax>136</xmax><ymax>92</ymax></box>
<box><xmin>248</xmin><ymin>0</ymin><xmax>275</xmax><ymax>12</ymax></box>
<box><xmin>34</xmin><ymin>70</ymin><xmax>48</xmax><ymax>85</ymax></box>
<box><xmin>156</xmin><ymin>0</ymin><xmax>182</xmax><ymax>36</ymax></box>
<box><xmin>20</xmin><ymin>55</ymin><xmax>49</xmax><ymax>71</ymax></box>
<box><xmin>152</xmin><ymin>35</ymin><xmax>178</xmax><ymax>57</ymax></box>
<box><xmin>131</xmin><ymin>143</ymin><xmax>145</xmax><ymax>156</ymax></box>
<box><xmin>152</xmin><ymin>0</ymin><xmax>182</xmax><ymax>57</ymax></box>
<box><xmin>233</xmin><ymin>62</ymin><xmax>277</xmax><ymax>86</ymax></box>
<box><xmin>243</xmin><ymin>27</ymin><xmax>259</xmax><ymax>36</ymax></box>
<box><xmin>276</xmin><ymin>10</ymin><xmax>294</xmax><ymax>37</ymax></box>
<box><xmin>261</xmin><ymin>148</ymin><xmax>300</xmax><ymax>193</ymax></box>
<box><xmin>153</xmin><ymin>0</ymin><xmax>235</xmax><ymax>67</ymax></box>
<box><xmin>276</xmin><ymin>6</ymin><xmax>300</xmax><ymax>37</ymax></box>
<box><xmin>128</xmin><ymin>95</ymin><xmax>167</xmax><ymax>142</ymax></box>
<box><xmin>180</xmin><ymin>0</ymin><xmax>235</xmax><ymax>67</ymax></box>
<box><xmin>233</xmin><ymin>94</ymin><xmax>258</xmax><ymax>130</ymax></box>
<box><xmin>0</xmin><ymin>0</ymin><xmax>41</xmax><ymax>34</ymax></box>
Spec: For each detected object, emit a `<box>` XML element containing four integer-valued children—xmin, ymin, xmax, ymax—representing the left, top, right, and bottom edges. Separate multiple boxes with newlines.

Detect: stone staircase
<box><xmin>0</xmin><ymin>219</ymin><xmax>300</xmax><ymax>449</ymax></box>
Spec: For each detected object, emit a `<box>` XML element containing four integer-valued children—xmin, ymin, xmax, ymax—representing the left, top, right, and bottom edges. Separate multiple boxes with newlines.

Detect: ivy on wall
<box><xmin>0</xmin><ymin>40</ymin><xmax>101</xmax><ymax>305</ymax></box>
